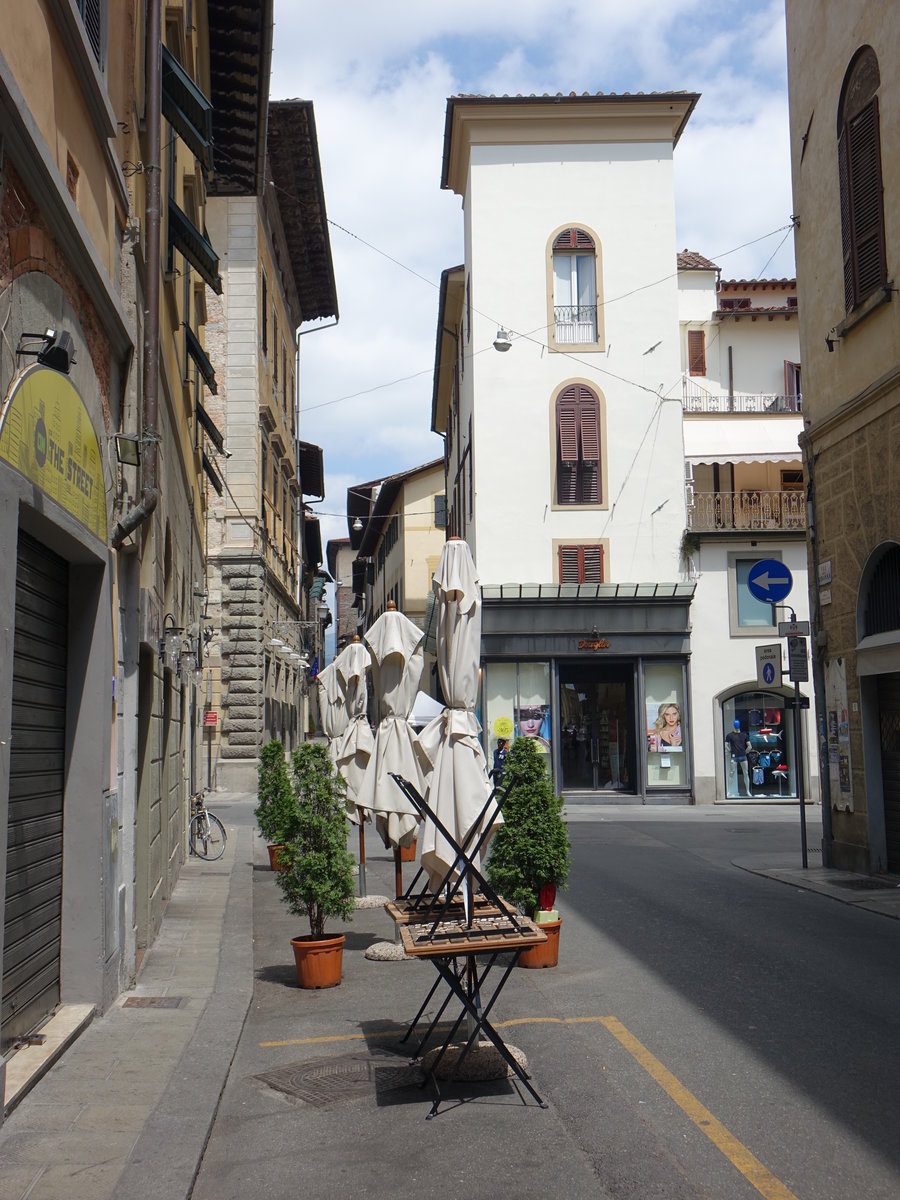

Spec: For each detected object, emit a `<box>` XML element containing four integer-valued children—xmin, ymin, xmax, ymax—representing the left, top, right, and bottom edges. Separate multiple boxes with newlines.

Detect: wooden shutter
<box><xmin>557</xmin><ymin>385</ymin><xmax>602</xmax><ymax>504</ymax></box>
<box><xmin>838</xmin><ymin>126</ymin><xmax>855</xmax><ymax>309</ymax></box>
<box><xmin>579</xmin><ymin>400</ymin><xmax>600</xmax><ymax>462</ymax></box>
<box><xmin>553</xmin><ymin>228</ymin><xmax>594</xmax><ymax>251</ymax></box>
<box><xmin>688</xmin><ymin>329</ymin><xmax>706</xmax><ymax>376</ymax></box>
<box><xmin>557</xmin><ymin>395</ymin><xmax>578</xmax><ymax>463</ymax></box>
<box><xmin>558</xmin><ymin>544</ymin><xmax>604</xmax><ymax>584</ymax></box>
<box><xmin>848</xmin><ymin>98</ymin><xmax>886</xmax><ymax>304</ymax></box>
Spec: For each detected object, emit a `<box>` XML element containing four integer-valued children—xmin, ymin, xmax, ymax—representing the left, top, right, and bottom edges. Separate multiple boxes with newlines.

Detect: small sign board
<box><xmin>203</xmin><ymin>710</ymin><xmax>218</xmax><ymax>727</ymax></box>
<box><xmin>747</xmin><ymin>560</ymin><xmax>793</xmax><ymax>604</ymax></box>
<box><xmin>778</xmin><ymin>619</ymin><xmax>810</xmax><ymax>637</ymax></box>
<box><xmin>818</xmin><ymin>559</ymin><xmax>833</xmax><ymax>586</ymax></box>
<box><xmin>787</xmin><ymin>636</ymin><xmax>808</xmax><ymax>682</ymax></box>
<box><xmin>756</xmin><ymin>643</ymin><xmax>782</xmax><ymax>689</ymax></box>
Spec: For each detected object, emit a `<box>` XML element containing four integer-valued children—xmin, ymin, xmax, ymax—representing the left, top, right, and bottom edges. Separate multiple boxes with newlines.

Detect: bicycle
<box><xmin>189</xmin><ymin>790</ymin><xmax>227</xmax><ymax>860</ymax></box>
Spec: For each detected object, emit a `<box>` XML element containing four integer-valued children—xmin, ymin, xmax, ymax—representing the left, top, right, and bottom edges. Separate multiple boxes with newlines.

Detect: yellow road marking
<box><xmin>259</xmin><ymin>1014</ymin><xmax>798</xmax><ymax>1200</ymax></box>
<box><xmin>600</xmin><ymin>1016</ymin><xmax>799</xmax><ymax>1200</ymax></box>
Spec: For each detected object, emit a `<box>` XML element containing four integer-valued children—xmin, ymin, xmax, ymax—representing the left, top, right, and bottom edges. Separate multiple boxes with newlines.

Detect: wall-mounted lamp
<box><xmin>17</xmin><ymin>328</ymin><xmax>76</xmax><ymax>374</ymax></box>
<box><xmin>825</xmin><ymin>328</ymin><xmax>839</xmax><ymax>353</ymax></box>
<box><xmin>492</xmin><ymin>328</ymin><xmax>512</xmax><ymax>352</ymax></box>
<box><xmin>269</xmin><ymin>637</ymin><xmax>284</xmax><ymax>650</ymax></box>
<box><xmin>115</xmin><ymin>434</ymin><xmax>141</xmax><ymax>466</ymax></box>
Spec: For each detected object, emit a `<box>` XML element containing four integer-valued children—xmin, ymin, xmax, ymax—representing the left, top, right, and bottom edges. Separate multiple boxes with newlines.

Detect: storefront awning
<box><xmin>684</xmin><ymin>415</ymin><xmax>802</xmax><ymax>466</ymax></box>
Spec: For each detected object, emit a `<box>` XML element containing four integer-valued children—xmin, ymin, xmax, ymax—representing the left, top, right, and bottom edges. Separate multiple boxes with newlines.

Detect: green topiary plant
<box><xmin>276</xmin><ymin>743</ymin><xmax>356</xmax><ymax>940</ymax></box>
<box><xmin>256</xmin><ymin>740</ymin><xmax>297</xmax><ymax>846</ymax></box>
<box><xmin>486</xmin><ymin>735</ymin><xmax>570</xmax><ymax>917</ymax></box>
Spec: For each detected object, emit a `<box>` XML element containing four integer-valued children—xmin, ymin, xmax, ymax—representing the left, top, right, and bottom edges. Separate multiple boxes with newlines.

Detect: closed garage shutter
<box><xmin>1</xmin><ymin>532</ymin><xmax>68</xmax><ymax>1049</ymax></box>
<box><xmin>877</xmin><ymin>671</ymin><xmax>900</xmax><ymax>873</ymax></box>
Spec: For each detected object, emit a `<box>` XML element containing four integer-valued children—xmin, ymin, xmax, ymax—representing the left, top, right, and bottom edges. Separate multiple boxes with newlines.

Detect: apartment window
<box><xmin>784</xmin><ymin>361</ymin><xmax>801</xmax><ymax>410</ymax></box>
<box><xmin>434</xmin><ymin>494</ymin><xmax>447</xmax><ymax>528</ymax></box>
<box><xmin>273</xmin><ymin>315</ymin><xmax>279</xmax><ymax>385</ymax></box>
<box><xmin>552</xmin><ymin>228</ymin><xmax>597</xmax><ymax>344</ymax></box>
<box><xmin>260</xmin><ymin>439</ymin><xmax>268</xmax><ymax>520</ymax></box>
<box><xmin>688</xmin><ymin>329</ymin><xmax>706</xmax><ymax>376</ymax></box>
<box><xmin>260</xmin><ymin>273</ymin><xmax>268</xmax><ymax>353</ymax></box>
<box><xmin>558</xmin><ymin>544</ymin><xmax>604</xmax><ymax>584</ymax></box>
<box><xmin>838</xmin><ymin>47</ymin><xmax>887</xmax><ymax>312</ymax></box>
<box><xmin>556</xmin><ymin>384</ymin><xmax>602</xmax><ymax>505</ymax></box>
<box><xmin>77</xmin><ymin>0</ymin><xmax>103</xmax><ymax>64</ymax></box>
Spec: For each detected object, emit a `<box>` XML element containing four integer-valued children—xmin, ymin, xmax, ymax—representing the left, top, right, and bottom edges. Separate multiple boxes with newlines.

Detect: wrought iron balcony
<box><xmin>687</xmin><ymin>490</ymin><xmax>807</xmax><ymax>532</ymax></box>
<box><xmin>682</xmin><ymin>379</ymin><xmax>802</xmax><ymax>414</ymax></box>
<box><xmin>554</xmin><ymin>305</ymin><xmax>597</xmax><ymax>344</ymax></box>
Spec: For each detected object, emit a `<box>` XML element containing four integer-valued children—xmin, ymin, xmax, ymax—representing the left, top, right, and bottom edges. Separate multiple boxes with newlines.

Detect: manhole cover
<box><xmin>831</xmin><ymin>878</ymin><xmax>900</xmax><ymax>892</ymax></box>
<box><xmin>256</xmin><ymin>1053</ymin><xmax>423</xmax><ymax>1107</ymax></box>
<box><xmin>123</xmin><ymin>996</ymin><xmax>184</xmax><ymax>1008</ymax></box>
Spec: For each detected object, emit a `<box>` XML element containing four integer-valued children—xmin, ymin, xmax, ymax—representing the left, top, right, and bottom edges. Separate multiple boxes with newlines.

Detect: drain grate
<box><xmin>123</xmin><ymin>996</ymin><xmax>185</xmax><ymax>1008</ymax></box>
<box><xmin>256</xmin><ymin>1052</ymin><xmax>423</xmax><ymax>1107</ymax></box>
<box><xmin>831</xmin><ymin>878</ymin><xmax>900</xmax><ymax>892</ymax></box>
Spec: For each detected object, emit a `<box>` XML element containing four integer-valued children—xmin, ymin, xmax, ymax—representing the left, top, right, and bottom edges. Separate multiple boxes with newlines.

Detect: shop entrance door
<box><xmin>559</xmin><ymin>662</ymin><xmax>636</xmax><ymax>792</ymax></box>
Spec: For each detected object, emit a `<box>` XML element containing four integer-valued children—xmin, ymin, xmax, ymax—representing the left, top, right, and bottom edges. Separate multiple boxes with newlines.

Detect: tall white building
<box><xmin>431</xmin><ymin>92</ymin><xmax>815</xmax><ymax>806</ymax></box>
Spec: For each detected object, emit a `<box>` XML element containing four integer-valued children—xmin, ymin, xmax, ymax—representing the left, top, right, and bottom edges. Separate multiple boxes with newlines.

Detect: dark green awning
<box><xmin>168</xmin><ymin>200</ymin><xmax>222</xmax><ymax>293</ymax></box>
<box><xmin>162</xmin><ymin>46</ymin><xmax>214</xmax><ymax>171</ymax></box>
<box><xmin>201</xmin><ymin>449</ymin><xmax>223</xmax><ymax>495</ymax></box>
<box><xmin>186</xmin><ymin>325</ymin><xmax>217</xmax><ymax>394</ymax></box>
<box><xmin>195</xmin><ymin>401</ymin><xmax>224</xmax><ymax>454</ymax></box>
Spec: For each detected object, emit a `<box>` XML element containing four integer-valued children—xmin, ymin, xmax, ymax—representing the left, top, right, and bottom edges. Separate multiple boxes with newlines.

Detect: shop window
<box><xmin>482</xmin><ymin>662</ymin><xmax>552</xmax><ymax>767</ymax></box>
<box><xmin>645</xmin><ymin>663</ymin><xmax>688</xmax><ymax>787</ymax></box>
<box><xmin>723</xmin><ymin>692</ymin><xmax>795</xmax><ymax>799</ymax></box>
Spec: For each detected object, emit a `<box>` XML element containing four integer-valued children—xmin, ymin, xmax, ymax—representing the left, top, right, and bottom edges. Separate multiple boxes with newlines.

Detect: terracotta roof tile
<box><xmin>678</xmin><ymin>249</ymin><xmax>719</xmax><ymax>271</ymax></box>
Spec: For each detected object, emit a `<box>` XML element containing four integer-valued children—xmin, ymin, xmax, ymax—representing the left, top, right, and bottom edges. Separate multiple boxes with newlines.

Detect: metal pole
<box><xmin>794</xmin><ymin>678</ymin><xmax>808</xmax><ymax>868</ymax></box>
<box><xmin>357</xmin><ymin>808</ymin><xmax>367</xmax><ymax>897</ymax></box>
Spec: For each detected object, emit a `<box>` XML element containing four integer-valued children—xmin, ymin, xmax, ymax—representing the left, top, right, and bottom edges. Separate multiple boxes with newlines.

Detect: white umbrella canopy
<box><xmin>333</xmin><ymin>638</ymin><xmax>375</xmax><ymax>805</ymax></box>
<box><xmin>416</xmin><ymin>538</ymin><xmax>497</xmax><ymax>890</ymax></box>
<box><xmin>315</xmin><ymin>662</ymin><xmax>348</xmax><ymax>768</ymax></box>
<box><xmin>355</xmin><ymin>605</ymin><xmax>425</xmax><ymax>849</ymax></box>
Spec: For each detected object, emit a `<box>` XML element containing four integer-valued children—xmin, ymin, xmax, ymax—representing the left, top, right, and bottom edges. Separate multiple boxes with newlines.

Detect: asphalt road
<box><xmin>198</xmin><ymin>801</ymin><xmax>900</xmax><ymax>1200</ymax></box>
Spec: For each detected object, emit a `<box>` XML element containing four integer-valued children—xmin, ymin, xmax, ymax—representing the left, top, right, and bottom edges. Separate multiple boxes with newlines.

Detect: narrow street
<box><xmin>189</xmin><ymin>802</ymin><xmax>900</xmax><ymax>1200</ymax></box>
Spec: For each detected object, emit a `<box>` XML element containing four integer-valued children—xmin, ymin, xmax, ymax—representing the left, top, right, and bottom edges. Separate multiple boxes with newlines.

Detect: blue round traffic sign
<box><xmin>747</xmin><ymin>559</ymin><xmax>793</xmax><ymax>604</ymax></box>
<box><xmin>762</xmin><ymin>662</ymin><xmax>776</xmax><ymax>684</ymax></box>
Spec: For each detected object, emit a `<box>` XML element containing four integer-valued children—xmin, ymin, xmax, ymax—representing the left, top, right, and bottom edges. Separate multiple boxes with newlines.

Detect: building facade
<box><xmin>431</xmin><ymin>92</ymin><xmax>815</xmax><ymax>804</ymax></box>
<box><xmin>786</xmin><ymin>4</ymin><xmax>900</xmax><ymax>871</ymax></box>
<box><xmin>204</xmin><ymin>100</ymin><xmax>338</xmax><ymax>790</ymax></box>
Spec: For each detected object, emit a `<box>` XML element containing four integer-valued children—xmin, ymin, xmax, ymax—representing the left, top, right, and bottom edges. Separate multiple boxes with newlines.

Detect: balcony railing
<box><xmin>688</xmin><ymin>490</ymin><xmax>807</xmax><ymax>532</ymax></box>
<box><xmin>682</xmin><ymin>378</ymin><xmax>802</xmax><ymax>414</ymax></box>
<box><xmin>554</xmin><ymin>305</ymin><xmax>597</xmax><ymax>344</ymax></box>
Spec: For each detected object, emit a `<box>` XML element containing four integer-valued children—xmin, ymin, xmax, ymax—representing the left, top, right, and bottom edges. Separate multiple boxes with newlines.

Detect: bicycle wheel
<box><xmin>190</xmin><ymin>812</ymin><xmax>227</xmax><ymax>860</ymax></box>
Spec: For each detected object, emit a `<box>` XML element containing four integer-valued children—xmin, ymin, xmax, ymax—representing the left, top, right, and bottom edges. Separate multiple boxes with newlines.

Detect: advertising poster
<box><xmin>825</xmin><ymin>657</ymin><xmax>853</xmax><ymax>811</ymax></box>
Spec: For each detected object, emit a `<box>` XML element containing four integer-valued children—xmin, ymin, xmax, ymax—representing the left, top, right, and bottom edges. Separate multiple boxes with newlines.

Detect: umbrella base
<box><xmin>420</xmin><ymin>1040</ymin><xmax>528</xmax><ymax>1081</ymax></box>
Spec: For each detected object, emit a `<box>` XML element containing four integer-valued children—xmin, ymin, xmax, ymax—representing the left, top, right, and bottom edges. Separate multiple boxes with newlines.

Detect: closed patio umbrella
<box><xmin>315</xmin><ymin>661</ymin><xmax>348</xmax><ymax>767</ymax></box>
<box><xmin>333</xmin><ymin>637</ymin><xmax>375</xmax><ymax>893</ymax></box>
<box><xmin>416</xmin><ymin>537</ymin><xmax>497</xmax><ymax>891</ymax></box>
<box><xmin>355</xmin><ymin>602</ymin><xmax>424</xmax><ymax>855</ymax></box>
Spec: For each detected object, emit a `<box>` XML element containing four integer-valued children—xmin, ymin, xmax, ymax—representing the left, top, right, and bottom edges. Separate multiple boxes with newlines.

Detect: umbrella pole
<box><xmin>394</xmin><ymin>846</ymin><xmax>403</xmax><ymax>899</ymax></box>
<box><xmin>357</xmin><ymin>807</ymin><xmax>367</xmax><ymax>897</ymax></box>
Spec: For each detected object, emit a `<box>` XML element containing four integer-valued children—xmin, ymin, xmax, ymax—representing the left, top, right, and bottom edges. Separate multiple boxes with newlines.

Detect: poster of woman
<box><xmin>647</xmin><ymin>701</ymin><xmax>683</xmax><ymax>752</ymax></box>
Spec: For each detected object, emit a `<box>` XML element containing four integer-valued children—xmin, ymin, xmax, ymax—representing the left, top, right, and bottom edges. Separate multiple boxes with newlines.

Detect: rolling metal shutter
<box><xmin>877</xmin><ymin>672</ymin><xmax>900</xmax><ymax>874</ymax></box>
<box><xmin>1</xmin><ymin>532</ymin><xmax>68</xmax><ymax>1049</ymax></box>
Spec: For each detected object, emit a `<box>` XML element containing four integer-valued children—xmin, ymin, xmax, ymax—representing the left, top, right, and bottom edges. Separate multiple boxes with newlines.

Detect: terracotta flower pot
<box><xmin>267</xmin><ymin>844</ymin><xmax>286</xmax><ymax>871</ymax></box>
<box><xmin>291</xmin><ymin>934</ymin><xmax>345</xmax><ymax>989</ymax></box>
<box><xmin>399</xmin><ymin>837</ymin><xmax>417</xmax><ymax>863</ymax></box>
<box><xmin>517</xmin><ymin>918</ymin><xmax>561</xmax><ymax>969</ymax></box>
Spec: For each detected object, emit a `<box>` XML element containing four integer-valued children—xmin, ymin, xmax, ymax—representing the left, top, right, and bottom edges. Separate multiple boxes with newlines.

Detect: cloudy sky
<box><xmin>269</xmin><ymin>0</ymin><xmax>795</xmax><ymax>562</ymax></box>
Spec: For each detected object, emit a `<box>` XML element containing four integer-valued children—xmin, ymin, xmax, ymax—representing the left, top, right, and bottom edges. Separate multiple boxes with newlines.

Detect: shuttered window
<box><xmin>838</xmin><ymin>48</ymin><xmax>887</xmax><ymax>312</ymax></box>
<box><xmin>77</xmin><ymin>0</ymin><xmax>103</xmax><ymax>64</ymax></box>
<box><xmin>558</xmin><ymin>544</ymin><xmax>604</xmax><ymax>584</ymax></box>
<box><xmin>553</xmin><ymin>228</ymin><xmax>598</xmax><ymax>344</ymax></box>
<box><xmin>688</xmin><ymin>329</ymin><xmax>706</xmax><ymax>376</ymax></box>
<box><xmin>556</xmin><ymin>384</ymin><xmax>601</xmax><ymax>505</ymax></box>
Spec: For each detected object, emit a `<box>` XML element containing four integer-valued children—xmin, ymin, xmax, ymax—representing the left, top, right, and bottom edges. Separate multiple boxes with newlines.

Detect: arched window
<box><xmin>862</xmin><ymin>544</ymin><xmax>900</xmax><ymax>638</ymax></box>
<box><xmin>556</xmin><ymin>383</ymin><xmax>601</xmax><ymax>505</ymax></box>
<box><xmin>552</xmin><ymin>228</ymin><xmax>598</xmax><ymax>344</ymax></box>
<box><xmin>838</xmin><ymin>47</ymin><xmax>886</xmax><ymax>312</ymax></box>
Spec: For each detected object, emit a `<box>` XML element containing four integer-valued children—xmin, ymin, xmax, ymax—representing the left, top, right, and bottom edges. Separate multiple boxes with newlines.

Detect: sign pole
<box><xmin>794</xmin><ymin>677</ymin><xmax>808</xmax><ymax>869</ymax></box>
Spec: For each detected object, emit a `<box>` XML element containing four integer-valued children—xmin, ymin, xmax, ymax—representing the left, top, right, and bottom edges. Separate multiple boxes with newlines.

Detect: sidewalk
<box><xmin>0</xmin><ymin>792</ymin><xmax>255</xmax><ymax>1200</ymax></box>
<box><xmin>2</xmin><ymin>801</ymin><xmax>899</xmax><ymax>1200</ymax></box>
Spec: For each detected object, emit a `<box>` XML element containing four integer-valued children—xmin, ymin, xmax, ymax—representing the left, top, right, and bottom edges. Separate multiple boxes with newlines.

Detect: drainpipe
<box><xmin>112</xmin><ymin>0</ymin><xmax>161</xmax><ymax>548</ymax></box>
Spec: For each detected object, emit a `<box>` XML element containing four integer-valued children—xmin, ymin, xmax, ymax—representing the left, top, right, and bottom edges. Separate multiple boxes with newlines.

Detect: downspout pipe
<box><xmin>112</xmin><ymin>0</ymin><xmax>161</xmax><ymax>548</ymax></box>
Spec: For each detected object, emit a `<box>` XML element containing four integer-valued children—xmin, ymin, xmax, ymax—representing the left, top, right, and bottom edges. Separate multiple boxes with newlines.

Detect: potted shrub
<box><xmin>486</xmin><ymin>735</ymin><xmax>570</xmax><ymax>968</ymax></box>
<box><xmin>277</xmin><ymin>743</ymin><xmax>356</xmax><ymax>988</ymax></box>
<box><xmin>256</xmin><ymin>740</ymin><xmax>296</xmax><ymax>869</ymax></box>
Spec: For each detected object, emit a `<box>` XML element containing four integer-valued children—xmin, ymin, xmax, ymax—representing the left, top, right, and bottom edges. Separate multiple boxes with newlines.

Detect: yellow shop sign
<box><xmin>0</xmin><ymin>365</ymin><xmax>107</xmax><ymax>542</ymax></box>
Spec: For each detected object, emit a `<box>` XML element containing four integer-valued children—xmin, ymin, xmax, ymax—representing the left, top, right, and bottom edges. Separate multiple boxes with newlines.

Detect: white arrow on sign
<box><xmin>754</xmin><ymin>570</ymin><xmax>791</xmax><ymax>590</ymax></box>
